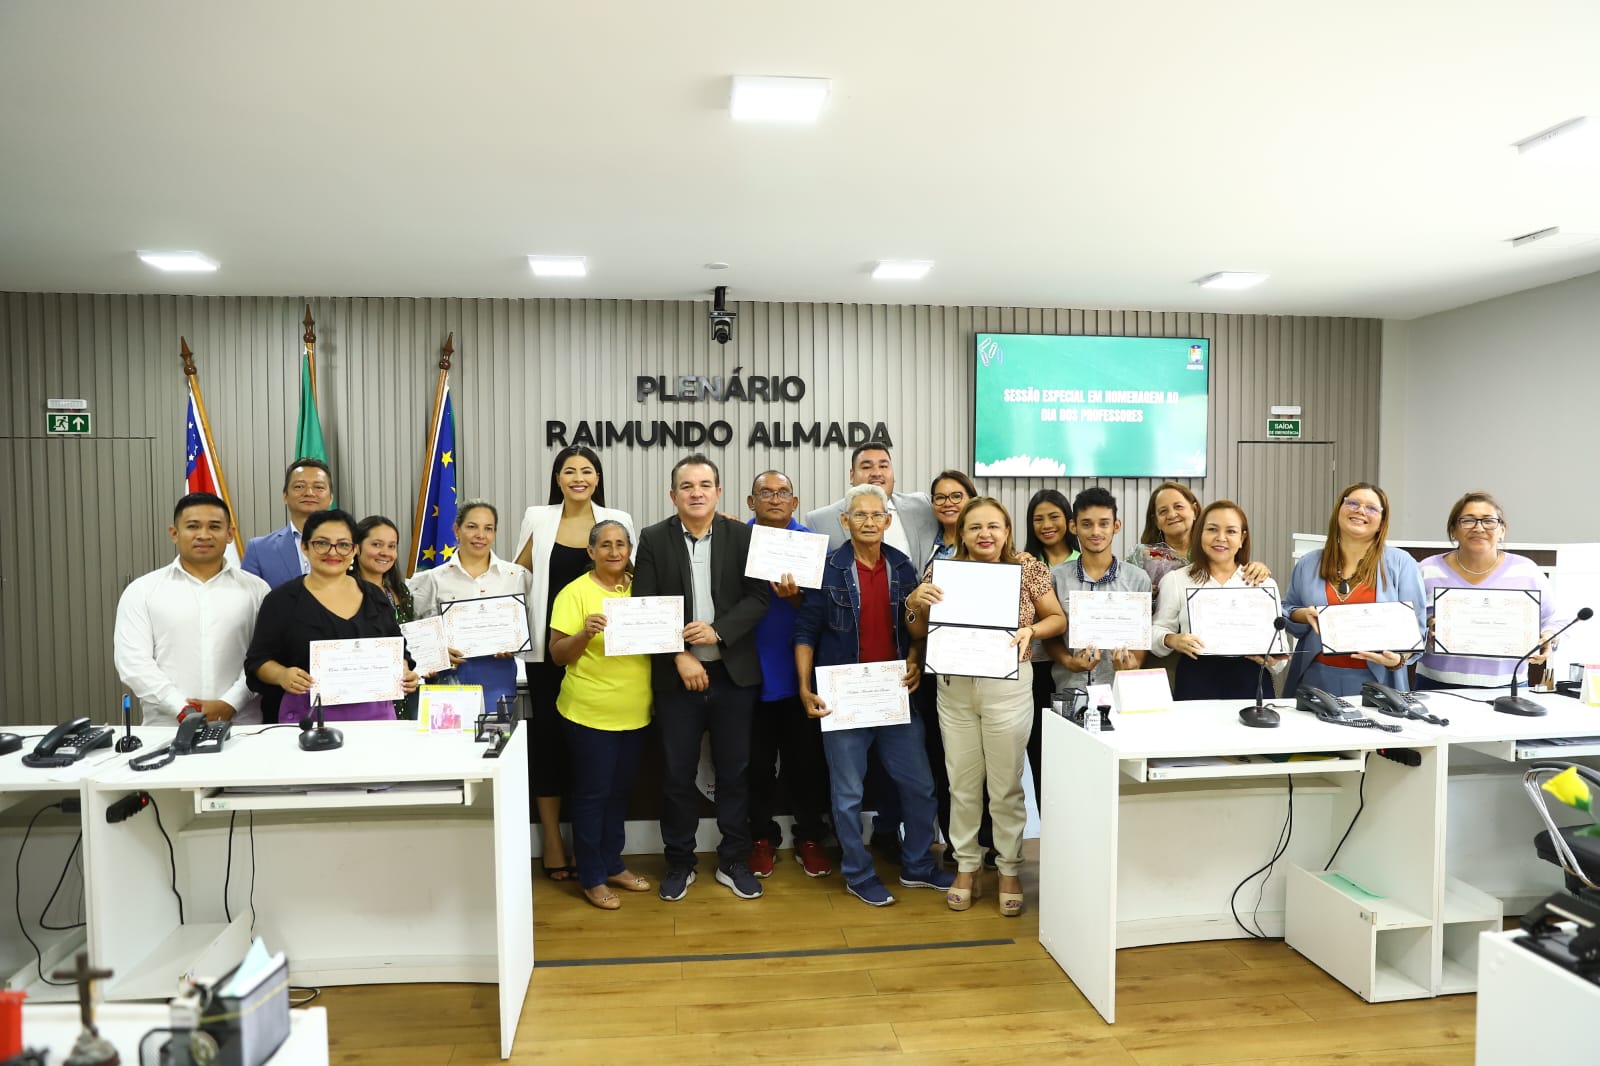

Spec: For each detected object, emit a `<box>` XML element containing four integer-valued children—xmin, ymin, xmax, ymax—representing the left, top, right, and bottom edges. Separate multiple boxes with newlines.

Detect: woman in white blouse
<box><xmin>512</xmin><ymin>446</ymin><xmax>635</xmax><ymax>881</ymax></box>
<box><xmin>1150</xmin><ymin>500</ymin><xmax>1285</xmax><ymax>700</ymax></box>
<box><xmin>408</xmin><ymin>500</ymin><xmax>532</xmax><ymax>712</ymax></box>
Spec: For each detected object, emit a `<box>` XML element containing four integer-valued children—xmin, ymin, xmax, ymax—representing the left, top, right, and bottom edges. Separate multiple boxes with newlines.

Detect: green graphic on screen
<box><xmin>973</xmin><ymin>334</ymin><xmax>1209</xmax><ymax>477</ymax></box>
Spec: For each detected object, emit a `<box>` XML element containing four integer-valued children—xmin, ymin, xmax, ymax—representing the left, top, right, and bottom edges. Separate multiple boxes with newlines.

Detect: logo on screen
<box><xmin>978</xmin><ymin>336</ymin><xmax>1003</xmax><ymax>367</ymax></box>
<box><xmin>1187</xmin><ymin>344</ymin><xmax>1205</xmax><ymax>369</ymax></box>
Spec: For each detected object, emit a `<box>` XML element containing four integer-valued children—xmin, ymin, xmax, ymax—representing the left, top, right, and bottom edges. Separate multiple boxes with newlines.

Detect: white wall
<box><xmin>1380</xmin><ymin>269</ymin><xmax>1600</xmax><ymax>542</ymax></box>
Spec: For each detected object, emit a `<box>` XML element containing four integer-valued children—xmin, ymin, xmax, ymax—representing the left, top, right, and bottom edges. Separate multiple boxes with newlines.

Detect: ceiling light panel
<box><xmin>527</xmin><ymin>255</ymin><xmax>587</xmax><ymax>277</ymax></box>
<box><xmin>730</xmin><ymin>75</ymin><xmax>831</xmax><ymax>123</ymax></box>
<box><xmin>1196</xmin><ymin>271</ymin><xmax>1268</xmax><ymax>290</ymax></box>
<box><xmin>872</xmin><ymin>260</ymin><xmax>933</xmax><ymax>280</ymax></box>
<box><xmin>137</xmin><ymin>251</ymin><xmax>218</xmax><ymax>272</ymax></box>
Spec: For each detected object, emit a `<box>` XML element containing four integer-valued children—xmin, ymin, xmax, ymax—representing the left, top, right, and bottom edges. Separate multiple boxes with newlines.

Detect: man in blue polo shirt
<box><xmin>745</xmin><ymin>470</ymin><xmax>834</xmax><ymax>879</ymax></box>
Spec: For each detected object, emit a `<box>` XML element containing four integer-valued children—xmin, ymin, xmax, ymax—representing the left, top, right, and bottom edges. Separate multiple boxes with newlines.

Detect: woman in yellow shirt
<box><xmin>548</xmin><ymin>520</ymin><xmax>653</xmax><ymax>910</ymax></box>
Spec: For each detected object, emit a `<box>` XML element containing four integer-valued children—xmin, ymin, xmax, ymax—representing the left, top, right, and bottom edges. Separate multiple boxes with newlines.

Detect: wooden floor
<box><xmin>318</xmin><ymin>845</ymin><xmax>1478</xmax><ymax>1065</ymax></box>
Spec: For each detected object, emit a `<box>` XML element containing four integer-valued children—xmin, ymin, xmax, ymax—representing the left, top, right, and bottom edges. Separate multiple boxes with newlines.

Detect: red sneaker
<box><xmin>794</xmin><ymin>839</ymin><xmax>833</xmax><ymax>878</ymax></box>
<box><xmin>749</xmin><ymin>838</ymin><xmax>777</xmax><ymax>878</ymax></box>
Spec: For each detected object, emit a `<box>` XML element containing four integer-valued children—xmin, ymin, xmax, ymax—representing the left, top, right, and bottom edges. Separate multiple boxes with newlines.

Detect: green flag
<box><xmin>294</xmin><ymin>348</ymin><xmax>331</xmax><ymax>500</ymax></box>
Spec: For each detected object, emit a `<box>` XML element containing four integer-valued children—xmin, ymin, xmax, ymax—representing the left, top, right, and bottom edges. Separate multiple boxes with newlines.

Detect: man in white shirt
<box><xmin>114</xmin><ymin>493</ymin><xmax>270</xmax><ymax>725</ymax></box>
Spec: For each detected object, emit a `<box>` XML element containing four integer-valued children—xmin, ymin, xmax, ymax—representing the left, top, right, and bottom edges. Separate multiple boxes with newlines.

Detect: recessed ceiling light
<box><xmin>527</xmin><ymin>255</ymin><xmax>587</xmax><ymax>277</ymax></box>
<box><xmin>1508</xmin><ymin>226</ymin><xmax>1600</xmax><ymax>249</ymax></box>
<box><xmin>1196</xmin><ymin>271</ymin><xmax>1268</xmax><ymax>290</ymax></box>
<box><xmin>1513</xmin><ymin>116</ymin><xmax>1599</xmax><ymax>161</ymax></box>
<box><xmin>705</xmin><ymin>261</ymin><xmax>731</xmax><ymax>270</ymax></box>
<box><xmin>730</xmin><ymin>75</ymin><xmax>830</xmax><ymax>123</ymax></box>
<box><xmin>872</xmin><ymin>260</ymin><xmax>933</xmax><ymax>280</ymax></box>
<box><xmin>137</xmin><ymin>250</ymin><xmax>218</xmax><ymax>272</ymax></box>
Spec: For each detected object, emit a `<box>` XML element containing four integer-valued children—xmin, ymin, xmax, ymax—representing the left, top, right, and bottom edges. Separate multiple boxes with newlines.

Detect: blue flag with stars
<box><xmin>411</xmin><ymin>385</ymin><xmax>458</xmax><ymax>573</ymax></box>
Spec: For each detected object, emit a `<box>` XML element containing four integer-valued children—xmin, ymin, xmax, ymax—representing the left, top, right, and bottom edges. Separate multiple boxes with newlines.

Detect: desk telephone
<box><xmin>21</xmin><ymin>717</ymin><xmax>114</xmax><ymax>767</ymax></box>
<box><xmin>1361</xmin><ymin>681</ymin><xmax>1449</xmax><ymax>726</ymax></box>
<box><xmin>1294</xmin><ymin>686</ymin><xmax>1401</xmax><ymax>732</ymax></box>
<box><xmin>174</xmin><ymin>712</ymin><xmax>230</xmax><ymax>754</ymax></box>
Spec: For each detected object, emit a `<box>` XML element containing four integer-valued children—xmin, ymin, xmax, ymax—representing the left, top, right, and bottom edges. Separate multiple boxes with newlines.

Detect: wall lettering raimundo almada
<box><xmin>545</xmin><ymin>370</ymin><xmax>894</xmax><ymax>450</ymax></box>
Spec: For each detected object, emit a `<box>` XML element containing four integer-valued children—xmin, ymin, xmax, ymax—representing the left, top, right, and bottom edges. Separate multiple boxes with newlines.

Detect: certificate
<box><xmin>1433</xmin><ymin>587</ymin><xmax>1541</xmax><ymax>658</ymax></box>
<box><xmin>814</xmin><ymin>660</ymin><xmax>912</xmax><ymax>733</ymax></box>
<box><xmin>399</xmin><ymin>616</ymin><xmax>451</xmax><ymax>677</ymax></box>
<box><xmin>928</xmin><ymin>560</ymin><xmax>1021</xmax><ymax>629</ymax></box>
<box><xmin>1318</xmin><ymin>600</ymin><xmax>1424</xmax><ymax>654</ymax></box>
<box><xmin>309</xmin><ymin>637</ymin><xmax>405</xmax><ymax>704</ymax></box>
<box><xmin>925</xmin><ymin>625</ymin><xmax>1020</xmax><ymax>680</ymax></box>
<box><xmin>1068</xmin><ymin>590</ymin><xmax>1152</xmax><ymax>650</ymax></box>
<box><xmin>744</xmin><ymin>524</ymin><xmax>830</xmax><ymax>589</ymax></box>
<box><xmin>440</xmin><ymin>594</ymin><xmax>531</xmax><ymax>657</ymax></box>
<box><xmin>1186</xmin><ymin>586</ymin><xmax>1284</xmax><ymax>657</ymax></box>
<box><xmin>602</xmin><ymin>595</ymin><xmax>685</xmax><ymax>656</ymax></box>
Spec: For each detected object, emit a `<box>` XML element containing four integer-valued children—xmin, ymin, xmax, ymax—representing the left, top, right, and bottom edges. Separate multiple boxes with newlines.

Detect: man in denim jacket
<box><xmin>793</xmin><ymin>484</ymin><xmax>954</xmax><ymax>906</ymax></box>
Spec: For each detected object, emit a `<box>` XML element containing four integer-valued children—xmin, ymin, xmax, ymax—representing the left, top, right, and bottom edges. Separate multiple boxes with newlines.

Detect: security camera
<box><xmin>709</xmin><ymin>286</ymin><xmax>736</xmax><ymax>346</ymax></box>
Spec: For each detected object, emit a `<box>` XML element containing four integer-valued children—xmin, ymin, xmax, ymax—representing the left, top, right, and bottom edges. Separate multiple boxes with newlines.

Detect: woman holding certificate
<box><xmin>246</xmin><ymin>509</ymin><xmax>420</xmax><ymax>723</ymax></box>
<box><xmin>1150</xmin><ymin>501</ymin><xmax>1286</xmax><ymax>699</ymax></box>
<box><xmin>408</xmin><ymin>500</ymin><xmax>532</xmax><ymax>712</ymax></box>
<box><xmin>547</xmin><ymin>519</ymin><xmax>653</xmax><ymax>910</ymax></box>
<box><xmin>351</xmin><ymin>514</ymin><xmax>419</xmax><ymax>719</ymax></box>
<box><xmin>513</xmin><ymin>447</ymin><xmax>635</xmax><ymax>881</ymax></box>
<box><xmin>905</xmin><ymin>498</ymin><xmax>1066</xmax><ymax>917</ymax></box>
<box><xmin>1283</xmin><ymin>483</ymin><xmax>1426</xmax><ymax>696</ymax></box>
<box><xmin>1416</xmin><ymin>491</ymin><xmax>1557</xmax><ymax>689</ymax></box>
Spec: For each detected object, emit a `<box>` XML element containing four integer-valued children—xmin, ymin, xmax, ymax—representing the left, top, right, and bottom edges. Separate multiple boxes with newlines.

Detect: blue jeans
<box><xmin>821</xmin><ymin>712</ymin><xmax>940</xmax><ymax>887</ymax></box>
<box><xmin>562</xmin><ymin>717</ymin><xmax>647</xmax><ymax>889</ymax></box>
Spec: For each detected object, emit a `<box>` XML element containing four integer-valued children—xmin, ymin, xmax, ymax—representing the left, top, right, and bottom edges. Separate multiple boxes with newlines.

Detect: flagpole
<box><xmin>302</xmin><ymin>304</ymin><xmax>318</xmax><ymax>408</ymax></box>
<box><xmin>407</xmin><ymin>333</ymin><xmax>455</xmax><ymax>577</ymax></box>
<box><xmin>179</xmin><ymin>338</ymin><xmax>246</xmax><ymax>558</ymax></box>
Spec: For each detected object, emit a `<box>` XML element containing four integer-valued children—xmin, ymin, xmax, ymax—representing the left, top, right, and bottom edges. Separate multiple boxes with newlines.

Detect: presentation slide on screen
<box><xmin>973</xmin><ymin>334</ymin><xmax>1209</xmax><ymax>478</ymax></box>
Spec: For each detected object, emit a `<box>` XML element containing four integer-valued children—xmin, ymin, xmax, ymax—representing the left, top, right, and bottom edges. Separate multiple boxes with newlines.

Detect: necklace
<box><xmin>1452</xmin><ymin>550</ymin><xmax>1500</xmax><ymax>576</ymax></box>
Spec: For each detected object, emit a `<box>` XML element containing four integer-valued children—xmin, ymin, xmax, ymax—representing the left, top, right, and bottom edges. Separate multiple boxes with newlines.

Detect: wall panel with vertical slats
<box><xmin>0</xmin><ymin>292</ymin><xmax>1378</xmax><ymax>722</ymax></box>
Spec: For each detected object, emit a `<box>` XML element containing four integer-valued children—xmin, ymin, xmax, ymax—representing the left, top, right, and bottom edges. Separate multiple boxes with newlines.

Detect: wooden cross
<box><xmin>52</xmin><ymin>951</ymin><xmax>113</xmax><ymax>1035</ymax></box>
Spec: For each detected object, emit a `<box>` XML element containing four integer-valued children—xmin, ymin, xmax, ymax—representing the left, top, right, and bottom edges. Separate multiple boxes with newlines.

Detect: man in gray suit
<box><xmin>804</xmin><ymin>445</ymin><xmax>940</xmax><ymax>573</ymax></box>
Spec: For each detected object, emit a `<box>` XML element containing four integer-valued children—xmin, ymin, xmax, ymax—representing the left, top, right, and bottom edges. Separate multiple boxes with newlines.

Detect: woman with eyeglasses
<box><xmin>409</xmin><ymin>500</ymin><xmax>533</xmax><ymax>714</ymax></box>
<box><xmin>1416</xmin><ymin>491</ymin><xmax>1557</xmax><ymax>690</ymax></box>
<box><xmin>246</xmin><ymin>508</ymin><xmax>420</xmax><ymax>724</ymax></box>
<box><xmin>1283</xmin><ymin>483</ymin><xmax>1426</xmax><ymax>696</ymax></box>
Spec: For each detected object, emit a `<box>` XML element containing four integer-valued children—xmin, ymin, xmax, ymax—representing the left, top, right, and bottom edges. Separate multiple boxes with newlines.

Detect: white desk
<box><xmin>82</xmin><ymin>722</ymin><xmax>532</xmax><ymax>1059</ymax></box>
<box><xmin>1475</xmin><ymin>928</ymin><xmax>1598</xmax><ymax>1062</ymax></box>
<box><xmin>0</xmin><ymin>726</ymin><xmax>164</xmax><ymax>1002</ymax></box>
<box><xmin>21</xmin><ymin>1003</ymin><xmax>328</xmax><ymax>1065</ymax></box>
<box><xmin>1038</xmin><ymin>691</ymin><xmax>1600</xmax><ymax>1022</ymax></box>
<box><xmin>1038</xmin><ymin>702</ymin><xmax>1440</xmax><ymax>1022</ymax></box>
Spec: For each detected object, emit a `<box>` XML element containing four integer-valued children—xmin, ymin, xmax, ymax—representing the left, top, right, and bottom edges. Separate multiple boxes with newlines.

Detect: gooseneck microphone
<box><xmin>114</xmin><ymin>694</ymin><xmax>143</xmax><ymax>753</ymax></box>
<box><xmin>299</xmin><ymin>694</ymin><xmax>346</xmax><ymax>752</ymax></box>
<box><xmin>1239</xmin><ymin>616</ymin><xmax>1288</xmax><ymax>728</ymax></box>
<box><xmin>1493</xmin><ymin>606</ymin><xmax>1593</xmax><ymax>717</ymax></box>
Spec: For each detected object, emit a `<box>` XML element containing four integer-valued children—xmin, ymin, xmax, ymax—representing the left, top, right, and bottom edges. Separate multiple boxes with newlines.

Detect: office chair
<box><xmin>1523</xmin><ymin>762</ymin><xmax>1600</xmax><ymax>904</ymax></box>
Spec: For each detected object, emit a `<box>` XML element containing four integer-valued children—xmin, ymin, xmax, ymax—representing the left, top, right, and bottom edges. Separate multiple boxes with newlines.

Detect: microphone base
<box><xmin>1238</xmin><ymin>704</ymin><xmax>1281</xmax><ymax>728</ymax></box>
<box><xmin>299</xmin><ymin>726</ymin><xmax>345</xmax><ymax>752</ymax></box>
<box><xmin>114</xmin><ymin>735</ymin><xmax>144</xmax><ymax>753</ymax></box>
<box><xmin>1492</xmin><ymin>695</ymin><xmax>1547</xmax><ymax>717</ymax></box>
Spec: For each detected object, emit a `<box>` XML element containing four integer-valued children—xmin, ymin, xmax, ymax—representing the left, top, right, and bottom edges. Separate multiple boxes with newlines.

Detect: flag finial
<box><xmin>179</xmin><ymin>337</ymin><xmax>197</xmax><ymax>376</ymax></box>
<box><xmin>303</xmin><ymin>304</ymin><xmax>315</xmax><ymax>345</ymax></box>
<box><xmin>439</xmin><ymin>332</ymin><xmax>454</xmax><ymax>371</ymax></box>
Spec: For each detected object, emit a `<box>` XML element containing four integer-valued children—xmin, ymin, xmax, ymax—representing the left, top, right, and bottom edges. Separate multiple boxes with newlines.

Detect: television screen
<box><xmin>972</xmin><ymin>334</ymin><xmax>1209</xmax><ymax>477</ymax></box>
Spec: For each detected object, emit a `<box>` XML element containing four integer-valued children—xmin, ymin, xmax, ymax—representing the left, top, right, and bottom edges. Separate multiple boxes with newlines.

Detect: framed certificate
<box><xmin>925</xmin><ymin>624</ymin><xmax>1020</xmax><ymax>680</ymax></box>
<box><xmin>1432</xmin><ymin>587</ymin><xmax>1541</xmax><ymax>658</ymax></box>
<box><xmin>1185</xmin><ymin>586</ymin><xmax>1283</xmax><ymax>657</ymax></box>
<box><xmin>440</xmin><ymin>594</ymin><xmax>532</xmax><ymax>657</ymax></box>
<box><xmin>1317</xmin><ymin>600</ymin><xmax>1424</xmax><ymax>655</ymax></box>
<box><xmin>928</xmin><ymin>560</ymin><xmax>1022</xmax><ymax>629</ymax></box>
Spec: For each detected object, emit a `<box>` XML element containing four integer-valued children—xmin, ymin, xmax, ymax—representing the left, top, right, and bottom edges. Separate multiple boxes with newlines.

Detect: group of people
<box><xmin>113</xmin><ymin>443</ymin><xmax>1554</xmax><ymax>916</ymax></box>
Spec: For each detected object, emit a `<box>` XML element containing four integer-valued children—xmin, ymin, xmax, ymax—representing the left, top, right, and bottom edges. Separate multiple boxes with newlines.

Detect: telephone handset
<box><xmin>22</xmin><ymin>717</ymin><xmax>114</xmax><ymax>768</ymax></box>
<box><xmin>1361</xmin><ymin>681</ymin><xmax>1448</xmax><ymax>726</ymax></box>
<box><xmin>173</xmin><ymin>714</ymin><xmax>230</xmax><ymax>755</ymax></box>
<box><xmin>1294</xmin><ymin>685</ymin><xmax>1403</xmax><ymax>732</ymax></box>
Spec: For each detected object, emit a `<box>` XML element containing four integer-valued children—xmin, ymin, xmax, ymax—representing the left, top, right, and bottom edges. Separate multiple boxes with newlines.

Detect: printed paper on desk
<box><xmin>1111</xmin><ymin>669</ymin><xmax>1172</xmax><ymax>714</ymax></box>
<box><xmin>928</xmin><ymin>560</ymin><xmax>1022</xmax><ymax>629</ymax></box>
<box><xmin>417</xmin><ymin>684</ymin><xmax>482</xmax><ymax>733</ymax></box>
<box><xmin>1584</xmin><ymin>665</ymin><xmax>1600</xmax><ymax>706</ymax></box>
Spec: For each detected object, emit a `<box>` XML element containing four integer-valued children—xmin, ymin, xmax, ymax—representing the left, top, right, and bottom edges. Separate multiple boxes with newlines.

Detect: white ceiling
<box><xmin>2</xmin><ymin>0</ymin><xmax>1599</xmax><ymax>319</ymax></box>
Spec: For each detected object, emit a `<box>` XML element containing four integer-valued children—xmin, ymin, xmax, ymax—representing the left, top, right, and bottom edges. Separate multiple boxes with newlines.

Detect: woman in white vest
<box><xmin>513</xmin><ymin>445</ymin><xmax>636</xmax><ymax>880</ymax></box>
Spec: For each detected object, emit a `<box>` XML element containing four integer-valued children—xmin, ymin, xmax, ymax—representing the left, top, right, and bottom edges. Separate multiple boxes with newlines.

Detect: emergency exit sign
<box><xmin>46</xmin><ymin>412</ymin><xmax>92</xmax><ymax>436</ymax></box>
<box><xmin>1267</xmin><ymin>418</ymin><xmax>1301</xmax><ymax>439</ymax></box>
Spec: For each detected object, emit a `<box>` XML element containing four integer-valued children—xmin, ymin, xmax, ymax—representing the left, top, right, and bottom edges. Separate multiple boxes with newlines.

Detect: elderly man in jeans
<box><xmin>793</xmin><ymin>483</ymin><xmax>954</xmax><ymax>906</ymax></box>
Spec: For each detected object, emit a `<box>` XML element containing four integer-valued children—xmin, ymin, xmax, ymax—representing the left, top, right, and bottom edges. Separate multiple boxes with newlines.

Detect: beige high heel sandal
<box><xmin>946</xmin><ymin>875</ymin><xmax>983</xmax><ymax>912</ymax></box>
